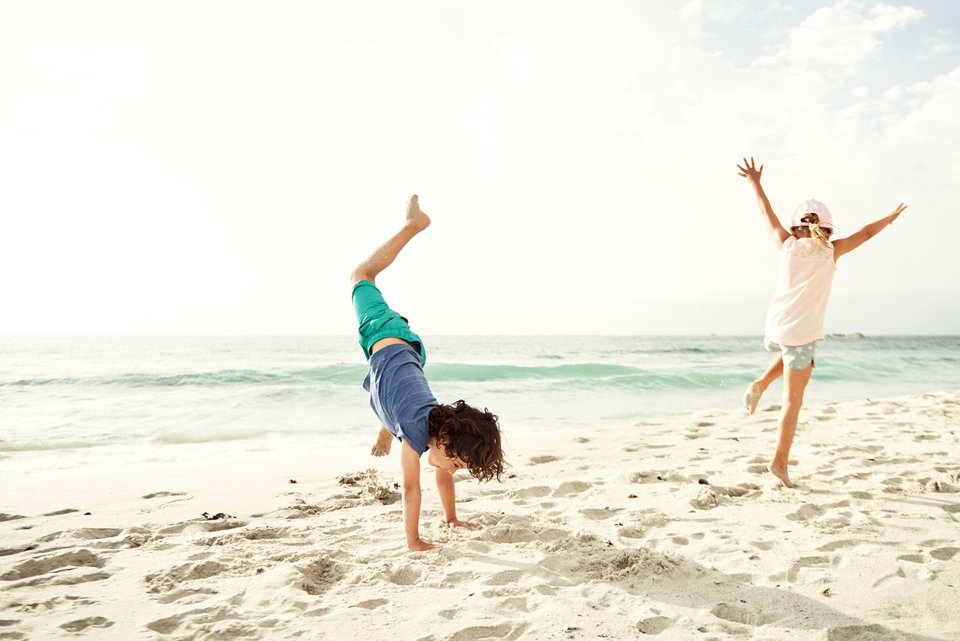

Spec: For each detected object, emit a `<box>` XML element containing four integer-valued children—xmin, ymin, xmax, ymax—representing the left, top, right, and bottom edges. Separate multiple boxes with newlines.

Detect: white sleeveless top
<box><xmin>764</xmin><ymin>237</ymin><xmax>836</xmax><ymax>346</ymax></box>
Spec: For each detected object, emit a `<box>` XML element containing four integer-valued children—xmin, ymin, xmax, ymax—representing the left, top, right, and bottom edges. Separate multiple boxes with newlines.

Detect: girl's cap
<box><xmin>791</xmin><ymin>199</ymin><xmax>834</xmax><ymax>229</ymax></box>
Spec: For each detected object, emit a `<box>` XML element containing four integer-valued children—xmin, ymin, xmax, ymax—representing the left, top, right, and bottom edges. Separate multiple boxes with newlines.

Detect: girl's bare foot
<box><xmin>406</xmin><ymin>195</ymin><xmax>431</xmax><ymax>231</ymax></box>
<box><xmin>744</xmin><ymin>381</ymin><xmax>763</xmax><ymax>415</ymax></box>
<box><xmin>768</xmin><ymin>463</ymin><xmax>796</xmax><ymax>488</ymax></box>
<box><xmin>371</xmin><ymin>426</ymin><xmax>392</xmax><ymax>457</ymax></box>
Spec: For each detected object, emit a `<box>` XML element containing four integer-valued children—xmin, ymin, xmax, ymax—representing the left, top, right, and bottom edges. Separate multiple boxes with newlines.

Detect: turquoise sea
<box><xmin>1</xmin><ymin>335</ymin><xmax>958</xmax><ymax>475</ymax></box>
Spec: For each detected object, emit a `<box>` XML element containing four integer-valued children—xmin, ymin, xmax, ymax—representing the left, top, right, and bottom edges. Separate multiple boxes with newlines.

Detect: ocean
<box><xmin>1</xmin><ymin>335</ymin><xmax>958</xmax><ymax>476</ymax></box>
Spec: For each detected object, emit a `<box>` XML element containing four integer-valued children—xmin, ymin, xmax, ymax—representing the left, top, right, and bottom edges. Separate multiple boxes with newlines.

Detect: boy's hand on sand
<box><xmin>737</xmin><ymin>156</ymin><xmax>763</xmax><ymax>184</ymax></box>
<box><xmin>408</xmin><ymin>538</ymin><xmax>439</xmax><ymax>552</ymax></box>
<box><xmin>446</xmin><ymin>519</ymin><xmax>478</xmax><ymax>529</ymax></box>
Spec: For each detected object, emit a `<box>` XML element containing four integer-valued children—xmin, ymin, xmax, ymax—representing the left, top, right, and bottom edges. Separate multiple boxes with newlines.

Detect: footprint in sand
<box><xmin>146</xmin><ymin>560</ymin><xmax>228</xmax><ymax>594</ymax></box>
<box><xmin>786</xmin><ymin>504</ymin><xmax>826</xmax><ymax>522</ymax></box>
<box><xmin>351</xmin><ymin>598</ymin><xmax>388</xmax><ymax>610</ymax></box>
<box><xmin>438</xmin><ymin>571</ymin><xmax>475</xmax><ymax>589</ymax></box>
<box><xmin>818</xmin><ymin>539</ymin><xmax>873</xmax><ymax>552</ymax></box>
<box><xmin>779</xmin><ymin>555</ymin><xmax>834</xmax><ymax>583</ymax></box>
<box><xmin>42</xmin><ymin>509</ymin><xmax>80</xmax><ymax>517</ymax></box>
<box><xmin>37</xmin><ymin>528</ymin><xmax>122</xmax><ymax>544</ymax></box>
<box><xmin>447</xmin><ymin>623</ymin><xmax>523</xmax><ymax>641</ymax></box>
<box><xmin>156</xmin><ymin>587</ymin><xmax>218</xmax><ymax>605</ymax></box>
<box><xmin>59</xmin><ymin>617</ymin><xmax>113</xmax><ymax>632</ymax></box>
<box><xmin>158</xmin><ymin>518</ymin><xmax>247</xmax><ymax>536</ymax></box>
<box><xmin>500</xmin><ymin>597</ymin><xmax>531</xmax><ymax>613</ymax></box>
<box><xmin>479</xmin><ymin>524</ymin><xmax>554</xmax><ymax>545</ymax></box>
<box><xmin>825</xmin><ymin>624</ymin><xmax>899</xmax><ymax>641</ymax></box>
<box><xmin>382</xmin><ymin>564</ymin><xmax>422</xmax><ymax>586</ymax></box>
<box><xmin>711</xmin><ymin>602</ymin><xmax>784</xmax><ymax>626</ymax></box>
<box><xmin>147</xmin><ymin>605</ymin><xmax>251</xmax><ymax>636</ymax></box>
<box><xmin>297</xmin><ymin>557</ymin><xmax>343</xmax><ymax>595</ymax></box>
<box><xmin>0</xmin><ymin>514</ymin><xmax>26</xmax><ymax>523</ymax></box>
<box><xmin>0</xmin><ymin>549</ymin><xmax>106</xmax><ymax>582</ymax></box>
<box><xmin>484</xmin><ymin>570</ymin><xmax>524</xmax><ymax>586</ymax></box>
<box><xmin>617</xmin><ymin>525</ymin><xmax>646</xmax><ymax>539</ymax></box>
<box><xmin>579</xmin><ymin>507</ymin><xmax>623</xmax><ymax>521</ymax></box>
<box><xmin>509</xmin><ymin>486</ymin><xmax>552</xmax><ymax>500</ymax></box>
<box><xmin>929</xmin><ymin>547</ymin><xmax>959</xmax><ymax>561</ymax></box>
<box><xmin>635</xmin><ymin>615</ymin><xmax>674</xmax><ymax>634</ymax></box>
<box><xmin>896</xmin><ymin>554</ymin><xmax>925</xmax><ymax>564</ymax></box>
<box><xmin>553</xmin><ymin>481</ymin><xmax>592</xmax><ymax>497</ymax></box>
<box><xmin>528</xmin><ymin>455</ymin><xmax>559</xmax><ymax>465</ymax></box>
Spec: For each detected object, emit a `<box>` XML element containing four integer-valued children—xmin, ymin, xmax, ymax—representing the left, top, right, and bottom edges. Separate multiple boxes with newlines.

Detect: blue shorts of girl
<box><xmin>352</xmin><ymin>280</ymin><xmax>427</xmax><ymax>363</ymax></box>
<box><xmin>765</xmin><ymin>339</ymin><xmax>817</xmax><ymax>370</ymax></box>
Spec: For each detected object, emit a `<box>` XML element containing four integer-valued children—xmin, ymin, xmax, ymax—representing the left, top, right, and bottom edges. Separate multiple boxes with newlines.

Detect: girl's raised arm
<box><xmin>832</xmin><ymin>203</ymin><xmax>907</xmax><ymax>261</ymax></box>
<box><xmin>738</xmin><ymin>157</ymin><xmax>789</xmax><ymax>248</ymax></box>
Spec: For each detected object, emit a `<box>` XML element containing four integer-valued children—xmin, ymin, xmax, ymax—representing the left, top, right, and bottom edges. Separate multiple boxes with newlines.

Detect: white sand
<box><xmin>2</xmin><ymin>390</ymin><xmax>959</xmax><ymax>641</ymax></box>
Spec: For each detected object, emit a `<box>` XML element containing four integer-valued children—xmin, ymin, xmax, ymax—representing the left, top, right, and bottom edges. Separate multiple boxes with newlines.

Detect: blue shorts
<box><xmin>765</xmin><ymin>339</ymin><xmax>817</xmax><ymax>370</ymax></box>
<box><xmin>352</xmin><ymin>280</ymin><xmax>426</xmax><ymax>363</ymax></box>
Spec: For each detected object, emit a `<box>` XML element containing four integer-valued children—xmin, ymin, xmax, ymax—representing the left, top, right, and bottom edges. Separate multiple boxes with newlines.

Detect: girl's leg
<box><xmin>744</xmin><ymin>354</ymin><xmax>784</xmax><ymax>414</ymax></box>
<box><xmin>769</xmin><ymin>362</ymin><xmax>814</xmax><ymax>488</ymax></box>
<box><xmin>350</xmin><ymin>195</ymin><xmax>430</xmax><ymax>284</ymax></box>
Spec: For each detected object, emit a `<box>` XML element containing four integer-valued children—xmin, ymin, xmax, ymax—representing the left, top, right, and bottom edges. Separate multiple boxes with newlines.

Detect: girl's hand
<box><xmin>888</xmin><ymin>202</ymin><xmax>907</xmax><ymax>223</ymax></box>
<box><xmin>737</xmin><ymin>157</ymin><xmax>763</xmax><ymax>184</ymax></box>
<box><xmin>447</xmin><ymin>520</ymin><xmax>478</xmax><ymax>529</ymax></box>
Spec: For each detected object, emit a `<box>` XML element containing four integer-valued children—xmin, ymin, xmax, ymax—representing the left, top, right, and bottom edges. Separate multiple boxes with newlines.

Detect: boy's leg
<box><xmin>769</xmin><ymin>362</ymin><xmax>813</xmax><ymax>488</ymax></box>
<box><xmin>744</xmin><ymin>354</ymin><xmax>784</xmax><ymax>414</ymax></box>
<box><xmin>350</xmin><ymin>195</ymin><xmax>431</xmax><ymax>285</ymax></box>
<box><xmin>371</xmin><ymin>425</ymin><xmax>392</xmax><ymax>457</ymax></box>
<box><xmin>353</xmin><ymin>195</ymin><xmax>430</xmax><ymax>457</ymax></box>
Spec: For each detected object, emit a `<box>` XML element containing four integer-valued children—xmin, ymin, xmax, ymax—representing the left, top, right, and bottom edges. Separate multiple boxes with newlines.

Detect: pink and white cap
<box><xmin>791</xmin><ymin>199</ymin><xmax>834</xmax><ymax>229</ymax></box>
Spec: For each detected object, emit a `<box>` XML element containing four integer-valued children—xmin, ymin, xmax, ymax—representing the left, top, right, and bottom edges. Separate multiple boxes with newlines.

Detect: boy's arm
<box><xmin>737</xmin><ymin>157</ymin><xmax>789</xmax><ymax>248</ymax></box>
<box><xmin>435</xmin><ymin>468</ymin><xmax>477</xmax><ymax>528</ymax></box>
<box><xmin>832</xmin><ymin>203</ymin><xmax>906</xmax><ymax>260</ymax></box>
<box><xmin>400</xmin><ymin>441</ymin><xmax>437</xmax><ymax>551</ymax></box>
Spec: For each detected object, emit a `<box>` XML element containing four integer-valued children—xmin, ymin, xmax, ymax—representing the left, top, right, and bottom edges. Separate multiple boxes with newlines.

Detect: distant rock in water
<box><xmin>830</xmin><ymin>332</ymin><xmax>866</xmax><ymax>339</ymax></box>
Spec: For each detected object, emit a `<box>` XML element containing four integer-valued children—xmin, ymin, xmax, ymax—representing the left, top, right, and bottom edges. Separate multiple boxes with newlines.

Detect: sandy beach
<box><xmin>1</xmin><ymin>389</ymin><xmax>958</xmax><ymax>641</ymax></box>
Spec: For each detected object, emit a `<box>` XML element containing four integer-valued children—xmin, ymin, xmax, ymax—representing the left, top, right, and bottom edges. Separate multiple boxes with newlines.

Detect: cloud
<box><xmin>753</xmin><ymin>0</ymin><xmax>924</xmax><ymax>79</ymax></box>
<box><xmin>916</xmin><ymin>41</ymin><xmax>960</xmax><ymax>60</ymax></box>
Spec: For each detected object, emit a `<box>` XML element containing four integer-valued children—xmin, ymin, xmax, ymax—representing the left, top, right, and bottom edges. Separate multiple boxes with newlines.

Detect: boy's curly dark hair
<box><xmin>428</xmin><ymin>400</ymin><xmax>504</xmax><ymax>482</ymax></box>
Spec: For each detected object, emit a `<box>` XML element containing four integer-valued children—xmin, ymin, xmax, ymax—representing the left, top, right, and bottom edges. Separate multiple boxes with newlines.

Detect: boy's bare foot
<box><xmin>405</xmin><ymin>195</ymin><xmax>431</xmax><ymax>231</ymax></box>
<box><xmin>744</xmin><ymin>382</ymin><xmax>763</xmax><ymax>415</ymax></box>
<box><xmin>371</xmin><ymin>426</ymin><xmax>392</xmax><ymax>457</ymax></box>
<box><xmin>768</xmin><ymin>463</ymin><xmax>796</xmax><ymax>488</ymax></box>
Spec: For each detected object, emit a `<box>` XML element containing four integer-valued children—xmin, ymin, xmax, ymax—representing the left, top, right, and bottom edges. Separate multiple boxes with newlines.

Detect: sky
<box><xmin>1</xmin><ymin>0</ymin><xmax>958</xmax><ymax>335</ymax></box>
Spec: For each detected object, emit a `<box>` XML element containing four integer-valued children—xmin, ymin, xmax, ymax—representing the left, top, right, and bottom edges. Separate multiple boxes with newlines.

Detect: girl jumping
<box><xmin>737</xmin><ymin>157</ymin><xmax>907</xmax><ymax>488</ymax></box>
